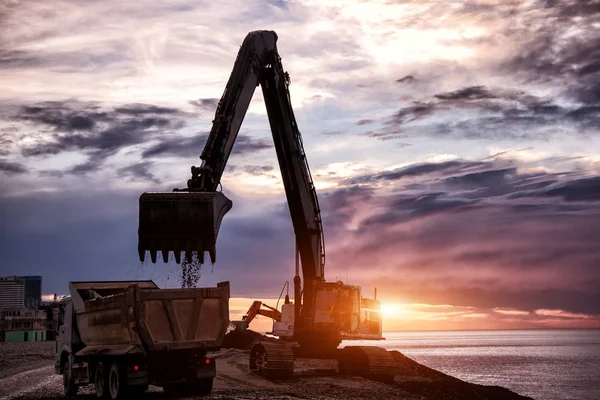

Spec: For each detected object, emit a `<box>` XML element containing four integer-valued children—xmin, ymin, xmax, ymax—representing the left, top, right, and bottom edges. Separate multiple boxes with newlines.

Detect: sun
<box><xmin>380</xmin><ymin>302</ymin><xmax>405</xmax><ymax>318</ymax></box>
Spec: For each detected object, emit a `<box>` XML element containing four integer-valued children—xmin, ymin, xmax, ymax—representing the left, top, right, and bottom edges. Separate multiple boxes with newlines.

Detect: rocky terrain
<box><xmin>0</xmin><ymin>333</ymin><xmax>534</xmax><ymax>400</ymax></box>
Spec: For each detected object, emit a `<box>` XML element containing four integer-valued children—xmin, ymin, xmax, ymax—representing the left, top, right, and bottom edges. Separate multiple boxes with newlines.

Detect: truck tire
<box><xmin>95</xmin><ymin>362</ymin><xmax>108</xmax><ymax>399</ymax></box>
<box><xmin>62</xmin><ymin>357</ymin><xmax>77</xmax><ymax>397</ymax></box>
<box><xmin>108</xmin><ymin>362</ymin><xmax>126</xmax><ymax>400</ymax></box>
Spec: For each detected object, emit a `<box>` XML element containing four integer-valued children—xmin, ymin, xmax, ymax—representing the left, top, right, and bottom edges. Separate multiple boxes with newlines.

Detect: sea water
<box><xmin>342</xmin><ymin>329</ymin><xmax>600</xmax><ymax>400</ymax></box>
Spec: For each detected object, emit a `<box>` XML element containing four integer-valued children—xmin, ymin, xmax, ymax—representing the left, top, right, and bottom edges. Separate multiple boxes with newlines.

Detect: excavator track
<box><xmin>337</xmin><ymin>346</ymin><xmax>396</xmax><ymax>383</ymax></box>
<box><xmin>249</xmin><ymin>342</ymin><xmax>295</xmax><ymax>379</ymax></box>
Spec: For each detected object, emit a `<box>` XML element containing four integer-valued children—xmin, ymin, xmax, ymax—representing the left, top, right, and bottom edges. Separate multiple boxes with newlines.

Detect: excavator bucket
<box><xmin>138</xmin><ymin>191</ymin><xmax>233</xmax><ymax>264</ymax></box>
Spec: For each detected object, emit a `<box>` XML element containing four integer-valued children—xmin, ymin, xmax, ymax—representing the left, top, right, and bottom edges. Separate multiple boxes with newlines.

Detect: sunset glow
<box><xmin>1</xmin><ymin>0</ymin><xmax>599</xmax><ymax>332</ymax></box>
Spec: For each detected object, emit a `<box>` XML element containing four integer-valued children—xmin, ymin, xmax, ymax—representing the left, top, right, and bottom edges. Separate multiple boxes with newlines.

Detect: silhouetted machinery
<box><xmin>138</xmin><ymin>30</ymin><xmax>394</xmax><ymax>380</ymax></box>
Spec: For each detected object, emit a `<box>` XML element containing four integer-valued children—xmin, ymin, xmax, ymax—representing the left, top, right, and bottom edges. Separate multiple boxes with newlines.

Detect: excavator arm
<box><xmin>138</xmin><ymin>30</ymin><xmax>325</xmax><ymax>319</ymax></box>
<box><xmin>232</xmin><ymin>301</ymin><xmax>282</xmax><ymax>332</ymax></box>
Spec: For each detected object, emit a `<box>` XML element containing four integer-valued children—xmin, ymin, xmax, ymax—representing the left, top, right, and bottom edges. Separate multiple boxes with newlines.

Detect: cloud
<box><xmin>189</xmin><ymin>98</ymin><xmax>219</xmax><ymax>111</ymax></box>
<box><xmin>503</xmin><ymin>0</ymin><xmax>600</xmax><ymax>104</ymax></box>
<box><xmin>0</xmin><ymin>159</ymin><xmax>27</xmax><ymax>175</ymax></box>
<box><xmin>367</xmin><ymin>85</ymin><xmax>600</xmax><ymax>141</ymax></box>
<box><xmin>510</xmin><ymin>176</ymin><xmax>600</xmax><ymax>202</ymax></box>
<box><xmin>1</xmin><ymin>0</ymin><xmax>599</xmax><ymax>329</ymax></box>
<box><xmin>117</xmin><ymin>161</ymin><xmax>160</xmax><ymax>183</ymax></box>
<box><xmin>434</xmin><ymin>86</ymin><xmax>497</xmax><ymax>101</ymax></box>
<box><xmin>346</xmin><ymin>160</ymin><xmax>487</xmax><ymax>185</ymax></box>
<box><xmin>396</xmin><ymin>75</ymin><xmax>416</xmax><ymax>84</ymax></box>
<box><xmin>141</xmin><ymin>133</ymin><xmax>272</xmax><ymax>159</ymax></box>
<box><xmin>12</xmin><ymin>100</ymin><xmax>188</xmax><ymax>174</ymax></box>
<box><xmin>243</xmin><ymin>165</ymin><xmax>274</xmax><ymax>176</ymax></box>
<box><xmin>317</xmin><ymin>159</ymin><xmax>600</xmax><ymax>315</ymax></box>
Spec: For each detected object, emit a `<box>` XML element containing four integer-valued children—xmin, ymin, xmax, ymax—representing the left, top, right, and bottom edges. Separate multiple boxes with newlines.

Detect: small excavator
<box><xmin>138</xmin><ymin>30</ymin><xmax>395</xmax><ymax>380</ymax></box>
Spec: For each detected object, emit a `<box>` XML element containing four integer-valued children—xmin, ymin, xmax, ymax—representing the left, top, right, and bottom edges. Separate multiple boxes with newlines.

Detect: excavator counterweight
<box><xmin>138</xmin><ymin>191</ymin><xmax>232</xmax><ymax>263</ymax></box>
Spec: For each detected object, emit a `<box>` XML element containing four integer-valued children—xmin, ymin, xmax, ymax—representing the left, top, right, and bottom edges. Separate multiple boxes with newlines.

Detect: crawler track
<box><xmin>338</xmin><ymin>346</ymin><xmax>396</xmax><ymax>382</ymax></box>
<box><xmin>249</xmin><ymin>342</ymin><xmax>295</xmax><ymax>379</ymax></box>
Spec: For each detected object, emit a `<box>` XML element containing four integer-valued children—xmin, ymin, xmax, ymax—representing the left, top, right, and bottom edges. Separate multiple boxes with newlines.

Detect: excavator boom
<box><xmin>138</xmin><ymin>31</ymin><xmax>324</xmax><ymax>290</ymax></box>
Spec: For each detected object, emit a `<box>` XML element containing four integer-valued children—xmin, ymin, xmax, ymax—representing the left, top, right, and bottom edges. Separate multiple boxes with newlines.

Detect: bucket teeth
<box><xmin>138</xmin><ymin>244</ymin><xmax>145</xmax><ymax>263</ymax></box>
<box><xmin>137</xmin><ymin>191</ymin><xmax>232</xmax><ymax>264</ymax></box>
<box><xmin>150</xmin><ymin>250</ymin><xmax>157</xmax><ymax>263</ymax></box>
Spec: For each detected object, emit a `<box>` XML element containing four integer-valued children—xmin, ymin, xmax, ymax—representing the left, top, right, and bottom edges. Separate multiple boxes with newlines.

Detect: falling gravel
<box><xmin>180</xmin><ymin>251</ymin><xmax>203</xmax><ymax>288</ymax></box>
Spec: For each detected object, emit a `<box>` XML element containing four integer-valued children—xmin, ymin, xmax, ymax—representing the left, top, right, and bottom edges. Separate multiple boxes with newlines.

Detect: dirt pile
<box><xmin>389</xmin><ymin>350</ymin><xmax>534</xmax><ymax>400</ymax></box>
<box><xmin>221</xmin><ymin>329</ymin><xmax>277</xmax><ymax>350</ymax></box>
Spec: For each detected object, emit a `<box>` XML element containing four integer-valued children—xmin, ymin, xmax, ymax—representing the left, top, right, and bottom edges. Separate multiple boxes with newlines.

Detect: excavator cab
<box><xmin>311</xmin><ymin>281</ymin><xmax>383</xmax><ymax>340</ymax></box>
<box><xmin>137</xmin><ymin>191</ymin><xmax>232</xmax><ymax>264</ymax></box>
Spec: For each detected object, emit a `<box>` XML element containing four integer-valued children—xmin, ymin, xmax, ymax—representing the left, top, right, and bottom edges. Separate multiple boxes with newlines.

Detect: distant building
<box><xmin>23</xmin><ymin>276</ymin><xmax>42</xmax><ymax>310</ymax></box>
<box><xmin>0</xmin><ymin>276</ymin><xmax>42</xmax><ymax>310</ymax></box>
<box><xmin>0</xmin><ymin>309</ymin><xmax>48</xmax><ymax>342</ymax></box>
<box><xmin>0</xmin><ymin>277</ymin><xmax>25</xmax><ymax>310</ymax></box>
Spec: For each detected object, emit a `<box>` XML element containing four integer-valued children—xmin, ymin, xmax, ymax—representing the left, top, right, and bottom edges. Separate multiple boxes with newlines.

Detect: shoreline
<box><xmin>0</xmin><ymin>339</ymin><xmax>533</xmax><ymax>400</ymax></box>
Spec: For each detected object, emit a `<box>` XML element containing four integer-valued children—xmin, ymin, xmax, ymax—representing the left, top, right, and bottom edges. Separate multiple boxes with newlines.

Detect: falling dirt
<box><xmin>180</xmin><ymin>251</ymin><xmax>203</xmax><ymax>288</ymax></box>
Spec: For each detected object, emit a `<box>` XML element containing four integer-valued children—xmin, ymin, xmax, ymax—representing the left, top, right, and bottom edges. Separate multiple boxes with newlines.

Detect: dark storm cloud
<box><xmin>0</xmin><ymin>159</ymin><xmax>27</xmax><ymax>175</ymax></box>
<box><xmin>142</xmin><ymin>133</ymin><xmax>272</xmax><ymax>158</ymax></box>
<box><xmin>13</xmin><ymin>100</ymin><xmax>188</xmax><ymax>173</ymax></box>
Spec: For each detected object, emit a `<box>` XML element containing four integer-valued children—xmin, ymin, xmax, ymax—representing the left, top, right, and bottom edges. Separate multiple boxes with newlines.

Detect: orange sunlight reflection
<box><xmin>231</xmin><ymin>298</ymin><xmax>600</xmax><ymax>333</ymax></box>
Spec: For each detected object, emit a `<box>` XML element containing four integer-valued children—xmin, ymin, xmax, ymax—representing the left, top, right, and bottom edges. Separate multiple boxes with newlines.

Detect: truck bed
<box><xmin>70</xmin><ymin>280</ymin><xmax>230</xmax><ymax>353</ymax></box>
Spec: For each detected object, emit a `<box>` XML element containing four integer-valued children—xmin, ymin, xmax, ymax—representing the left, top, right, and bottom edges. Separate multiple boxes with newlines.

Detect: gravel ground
<box><xmin>0</xmin><ymin>341</ymin><xmax>55</xmax><ymax>379</ymax></box>
<box><xmin>0</xmin><ymin>341</ymin><xmax>534</xmax><ymax>400</ymax></box>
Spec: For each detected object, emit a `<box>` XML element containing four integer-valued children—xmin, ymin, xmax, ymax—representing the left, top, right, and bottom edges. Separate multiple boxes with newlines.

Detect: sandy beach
<box><xmin>0</xmin><ymin>335</ymin><xmax>534</xmax><ymax>400</ymax></box>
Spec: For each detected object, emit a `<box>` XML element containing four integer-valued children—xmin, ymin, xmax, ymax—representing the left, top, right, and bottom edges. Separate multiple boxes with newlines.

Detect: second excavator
<box><xmin>138</xmin><ymin>30</ymin><xmax>395</xmax><ymax>380</ymax></box>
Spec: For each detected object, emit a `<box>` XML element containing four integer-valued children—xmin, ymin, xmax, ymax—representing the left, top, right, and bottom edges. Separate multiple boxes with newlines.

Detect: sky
<box><xmin>1</xmin><ymin>0</ymin><xmax>600</xmax><ymax>331</ymax></box>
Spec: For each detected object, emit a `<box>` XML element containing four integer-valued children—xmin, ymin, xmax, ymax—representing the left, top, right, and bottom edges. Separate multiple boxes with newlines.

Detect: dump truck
<box><xmin>55</xmin><ymin>280</ymin><xmax>230</xmax><ymax>399</ymax></box>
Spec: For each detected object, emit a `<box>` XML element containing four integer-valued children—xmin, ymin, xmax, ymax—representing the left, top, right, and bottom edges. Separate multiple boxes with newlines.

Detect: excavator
<box><xmin>137</xmin><ymin>30</ymin><xmax>395</xmax><ymax>380</ymax></box>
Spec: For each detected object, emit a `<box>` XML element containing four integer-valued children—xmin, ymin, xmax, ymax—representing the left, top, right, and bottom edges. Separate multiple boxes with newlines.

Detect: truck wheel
<box><xmin>62</xmin><ymin>357</ymin><xmax>77</xmax><ymax>397</ymax></box>
<box><xmin>108</xmin><ymin>362</ymin><xmax>125</xmax><ymax>400</ymax></box>
<box><xmin>95</xmin><ymin>362</ymin><xmax>108</xmax><ymax>399</ymax></box>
